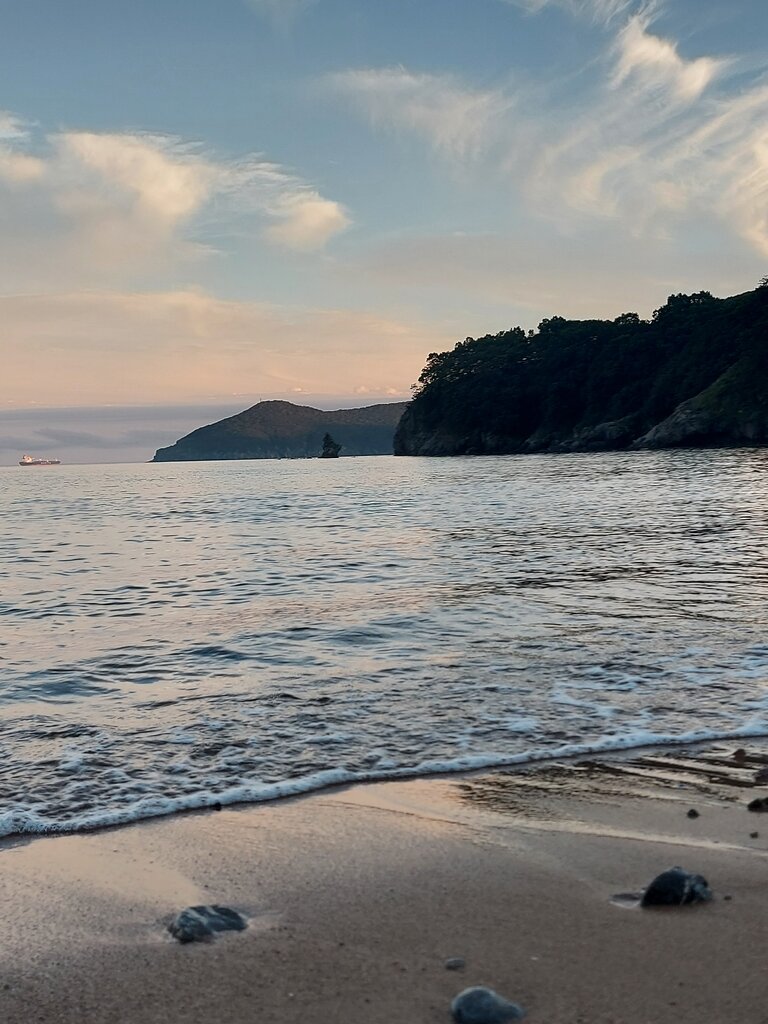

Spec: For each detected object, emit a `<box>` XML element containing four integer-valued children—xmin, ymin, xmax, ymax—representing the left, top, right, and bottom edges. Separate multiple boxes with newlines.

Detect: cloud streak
<box><xmin>331</xmin><ymin>68</ymin><xmax>513</xmax><ymax>159</ymax></box>
<box><xmin>335</xmin><ymin>9</ymin><xmax>768</xmax><ymax>257</ymax></box>
<box><xmin>244</xmin><ymin>0</ymin><xmax>319</xmax><ymax>26</ymax></box>
<box><xmin>500</xmin><ymin>0</ymin><xmax>634</xmax><ymax>24</ymax></box>
<box><xmin>0</xmin><ymin>122</ymin><xmax>350</xmax><ymax>291</ymax></box>
<box><xmin>613</xmin><ymin>13</ymin><xmax>727</xmax><ymax>100</ymax></box>
<box><xmin>57</xmin><ymin>132</ymin><xmax>215</xmax><ymax>225</ymax></box>
<box><xmin>0</xmin><ymin>110</ymin><xmax>30</xmax><ymax>140</ymax></box>
<box><xmin>264</xmin><ymin>191</ymin><xmax>351</xmax><ymax>250</ymax></box>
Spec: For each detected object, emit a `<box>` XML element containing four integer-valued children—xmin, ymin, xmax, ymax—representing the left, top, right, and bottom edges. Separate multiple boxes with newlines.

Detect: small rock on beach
<box><xmin>445</xmin><ymin>958</ymin><xmax>466</xmax><ymax>971</ymax></box>
<box><xmin>451</xmin><ymin>986</ymin><xmax>526</xmax><ymax>1023</ymax></box>
<box><xmin>168</xmin><ymin>905</ymin><xmax>247</xmax><ymax>943</ymax></box>
<box><xmin>641</xmin><ymin>867</ymin><xmax>712</xmax><ymax>908</ymax></box>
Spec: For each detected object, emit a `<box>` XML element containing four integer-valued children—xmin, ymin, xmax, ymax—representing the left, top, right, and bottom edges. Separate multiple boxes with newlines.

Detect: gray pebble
<box><xmin>168</xmin><ymin>905</ymin><xmax>247</xmax><ymax>943</ymax></box>
<box><xmin>445</xmin><ymin>957</ymin><xmax>466</xmax><ymax>971</ymax></box>
<box><xmin>451</xmin><ymin>986</ymin><xmax>526</xmax><ymax>1023</ymax></box>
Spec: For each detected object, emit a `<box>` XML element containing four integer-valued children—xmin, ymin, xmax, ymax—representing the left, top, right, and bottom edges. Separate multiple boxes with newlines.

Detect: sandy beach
<box><xmin>2</xmin><ymin>744</ymin><xmax>767</xmax><ymax>1024</ymax></box>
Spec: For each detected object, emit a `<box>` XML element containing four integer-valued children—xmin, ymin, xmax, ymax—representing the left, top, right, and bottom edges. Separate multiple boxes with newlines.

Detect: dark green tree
<box><xmin>394</xmin><ymin>283</ymin><xmax>768</xmax><ymax>455</ymax></box>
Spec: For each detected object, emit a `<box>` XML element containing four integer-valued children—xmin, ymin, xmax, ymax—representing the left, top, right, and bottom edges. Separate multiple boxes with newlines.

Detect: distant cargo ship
<box><xmin>19</xmin><ymin>454</ymin><xmax>61</xmax><ymax>466</ymax></box>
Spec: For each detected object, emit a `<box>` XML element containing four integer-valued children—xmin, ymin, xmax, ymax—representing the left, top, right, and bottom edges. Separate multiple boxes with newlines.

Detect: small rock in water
<box><xmin>168</xmin><ymin>905</ymin><xmax>247</xmax><ymax>943</ymax></box>
<box><xmin>445</xmin><ymin>957</ymin><xmax>466</xmax><ymax>971</ymax></box>
<box><xmin>747</xmin><ymin>797</ymin><xmax>768</xmax><ymax>812</ymax></box>
<box><xmin>750</xmin><ymin>831</ymin><xmax>759</xmax><ymax>838</ymax></box>
<box><xmin>754</xmin><ymin>767</ymin><xmax>768</xmax><ymax>784</ymax></box>
<box><xmin>641</xmin><ymin>867</ymin><xmax>712</xmax><ymax>908</ymax></box>
<box><xmin>733</xmin><ymin>748</ymin><xmax>747</xmax><ymax>761</ymax></box>
<box><xmin>451</xmin><ymin>986</ymin><xmax>526</xmax><ymax>1023</ymax></box>
<box><xmin>686</xmin><ymin>808</ymin><xmax>700</xmax><ymax>819</ymax></box>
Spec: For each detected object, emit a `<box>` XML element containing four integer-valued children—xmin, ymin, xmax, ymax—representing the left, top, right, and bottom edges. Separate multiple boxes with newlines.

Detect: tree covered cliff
<box><xmin>394</xmin><ymin>284</ymin><xmax>768</xmax><ymax>456</ymax></box>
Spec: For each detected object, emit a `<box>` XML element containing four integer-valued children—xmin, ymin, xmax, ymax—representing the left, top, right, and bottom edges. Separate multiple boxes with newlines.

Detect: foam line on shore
<box><xmin>4</xmin><ymin>721</ymin><xmax>767</xmax><ymax>841</ymax></box>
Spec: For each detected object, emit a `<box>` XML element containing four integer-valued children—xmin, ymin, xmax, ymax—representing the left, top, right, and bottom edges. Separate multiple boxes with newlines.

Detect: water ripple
<box><xmin>2</xmin><ymin>451</ymin><xmax>768</xmax><ymax>836</ymax></box>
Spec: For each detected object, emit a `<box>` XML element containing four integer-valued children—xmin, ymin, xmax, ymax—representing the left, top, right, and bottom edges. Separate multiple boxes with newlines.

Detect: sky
<box><xmin>2</xmin><ymin>0</ymin><xmax>768</xmax><ymax>462</ymax></box>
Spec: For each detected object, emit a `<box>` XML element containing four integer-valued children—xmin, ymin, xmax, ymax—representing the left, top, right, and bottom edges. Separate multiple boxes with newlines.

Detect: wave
<box><xmin>3</xmin><ymin>721</ymin><xmax>766</xmax><ymax>841</ymax></box>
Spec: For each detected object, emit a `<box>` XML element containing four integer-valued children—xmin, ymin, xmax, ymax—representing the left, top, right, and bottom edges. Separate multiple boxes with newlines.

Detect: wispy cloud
<box><xmin>0</xmin><ymin>111</ymin><xmax>30</xmax><ymax>140</ymax></box>
<box><xmin>530</xmin><ymin>15</ymin><xmax>761</xmax><ymax>247</ymax></box>
<box><xmin>613</xmin><ymin>13</ymin><xmax>728</xmax><ymax>100</ymax></box>
<box><xmin>331</xmin><ymin>68</ymin><xmax>513</xmax><ymax>159</ymax></box>
<box><xmin>56</xmin><ymin>132</ymin><xmax>215</xmax><ymax>226</ymax></box>
<box><xmin>500</xmin><ymin>0</ymin><xmax>635</xmax><ymax>24</ymax></box>
<box><xmin>219</xmin><ymin>157</ymin><xmax>351</xmax><ymax>250</ymax></box>
<box><xmin>264</xmin><ymin>191</ymin><xmax>351</xmax><ymax>250</ymax></box>
<box><xmin>244</xmin><ymin>0</ymin><xmax>319</xmax><ymax>26</ymax></box>
<box><xmin>0</xmin><ymin>123</ymin><xmax>350</xmax><ymax>290</ymax></box>
<box><xmin>0</xmin><ymin>110</ymin><xmax>44</xmax><ymax>185</ymax></box>
<box><xmin>335</xmin><ymin>9</ymin><xmax>768</xmax><ymax>258</ymax></box>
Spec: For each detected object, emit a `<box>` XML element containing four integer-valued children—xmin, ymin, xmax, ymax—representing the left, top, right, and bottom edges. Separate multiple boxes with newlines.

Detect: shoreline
<box><xmin>2</xmin><ymin>742</ymin><xmax>768</xmax><ymax>1023</ymax></box>
<box><xmin>5</xmin><ymin>730</ymin><xmax>768</xmax><ymax>843</ymax></box>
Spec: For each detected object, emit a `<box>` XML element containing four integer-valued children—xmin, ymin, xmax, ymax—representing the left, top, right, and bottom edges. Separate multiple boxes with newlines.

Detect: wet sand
<box><xmin>1</xmin><ymin>744</ymin><xmax>767</xmax><ymax>1023</ymax></box>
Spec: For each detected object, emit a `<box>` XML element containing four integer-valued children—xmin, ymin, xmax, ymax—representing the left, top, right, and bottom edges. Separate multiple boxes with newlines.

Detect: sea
<box><xmin>2</xmin><ymin>450</ymin><xmax>768</xmax><ymax>839</ymax></box>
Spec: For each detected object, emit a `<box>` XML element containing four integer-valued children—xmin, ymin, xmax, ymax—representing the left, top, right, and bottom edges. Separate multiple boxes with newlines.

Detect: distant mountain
<box><xmin>395</xmin><ymin>285</ymin><xmax>768</xmax><ymax>456</ymax></box>
<box><xmin>153</xmin><ymin>400</ymin><xmax>408</xmax><ymax>462</ymax></box>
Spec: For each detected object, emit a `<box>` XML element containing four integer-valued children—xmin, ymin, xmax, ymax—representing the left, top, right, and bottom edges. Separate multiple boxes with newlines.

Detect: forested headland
<box><xmin>394</xmin><ymin>284</ymin><xmax>768</xmax><ymax>456</ymax></box>
<box><xmin>153</xmin><ymin>400</ymin><xmax>407</xmax><ymax>461</ymax></box>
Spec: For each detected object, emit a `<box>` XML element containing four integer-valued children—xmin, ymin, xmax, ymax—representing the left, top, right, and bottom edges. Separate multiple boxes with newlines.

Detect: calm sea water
<box><xmin>2</xmin><ymin>451</ymin><xmax>768</xmax><ymax>837</ymax></box>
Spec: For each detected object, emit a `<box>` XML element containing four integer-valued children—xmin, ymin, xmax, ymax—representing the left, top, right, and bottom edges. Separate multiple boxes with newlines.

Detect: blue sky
<box><xmin>2</xmin><ymin>0</ymin><xmax>768</xmax><ymax>459</ymax></box>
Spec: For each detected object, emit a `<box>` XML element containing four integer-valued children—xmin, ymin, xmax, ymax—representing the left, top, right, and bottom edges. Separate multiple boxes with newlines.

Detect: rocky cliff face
<box><xmin>153</xmin><ymin>400</ymin><xmax>407</xmax><ymax>462</ymax></box>
<box><xmin>634</xmin><ymin>357</ymin><xmax>768</xmax><ymax>448</ymax></box>
<box><xmin>394</xmin><ymin>408</ymin><xmax>647</xmax><ymax>455</ymax></box>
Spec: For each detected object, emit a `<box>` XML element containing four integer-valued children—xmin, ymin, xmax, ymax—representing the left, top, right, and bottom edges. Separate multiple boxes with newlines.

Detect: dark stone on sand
<box><xmin>168</xmin><ymin>905</ymin><xmax>247</xmax><ymax>943</ymax></box>
<box><xmin>747</xmin><ymin>797</ymin><xmax>768</xmax><ymax>812</ymax></box>
<box><xmin>686</xmin><ymin>809</ymin><xmax>700</xmax><ymax>819</ymax></box>
<box><xmin>640</xmin><ymin>867</ymin><xmax>712</xmax><ymax>908</ymax></box>
<box><xmin>750</xmin><ymin>831</ymin><xmax>759</xmax><ymax>838</ymax></box>
<box><xmin>445</xmin><ymin>957</ymin><xmax>466</xmax><ymax>971</ymax></box>
<box><xmin>451</xmin><ymin>986</ymin><xmax>526</xmax><ymax>1023</ymax></box>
